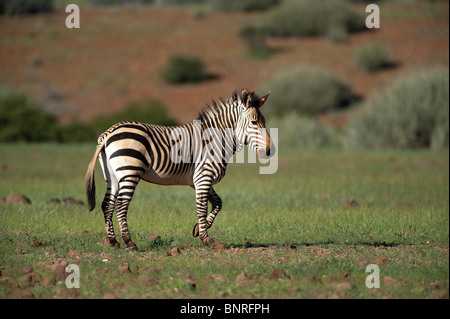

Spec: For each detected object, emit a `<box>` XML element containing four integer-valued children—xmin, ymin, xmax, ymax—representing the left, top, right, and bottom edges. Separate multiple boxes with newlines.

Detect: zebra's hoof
<box><xmin>201</xmin><ymin>237</ymin><xmax>214</xmax><ymax>247</ymax></box>
<box><xmin>104</xmin><ymin>238</ymin><xmax>121</xmax><ymax>248</ymax></box>
<box><xmin>192</xmin><ymin>223</ymin><xmax>199</xmax><ymax>238</ymax></box>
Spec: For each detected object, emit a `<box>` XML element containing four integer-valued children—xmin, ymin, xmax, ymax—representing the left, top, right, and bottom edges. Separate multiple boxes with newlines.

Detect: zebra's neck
<box><xmin>191</xmin><ymin>99</ymin><xmax>242</xmax><ymax>164</ymax></box>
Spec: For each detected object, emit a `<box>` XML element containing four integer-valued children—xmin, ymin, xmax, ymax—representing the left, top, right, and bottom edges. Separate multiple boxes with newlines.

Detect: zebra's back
<box><xmin>100</xmin><ymin>121</ymin><xmax>196</xmax><ymax>186</ymax></box>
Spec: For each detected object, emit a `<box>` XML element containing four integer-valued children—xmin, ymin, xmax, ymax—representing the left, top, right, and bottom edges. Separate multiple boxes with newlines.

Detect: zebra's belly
<box><xmin>141</xmin><ymin>169</ymin><xmax>193</xmax><ymax>186</ymax></box>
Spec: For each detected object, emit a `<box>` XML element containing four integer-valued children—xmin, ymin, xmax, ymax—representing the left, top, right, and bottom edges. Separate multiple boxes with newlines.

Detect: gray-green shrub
<box><xmin>355</xmin><ymin>44</ymin><xmax>389</xmax><ymax>73</ymax></box>
<box><xmin>161</xmin><ymin>55</ymin><xmax>208</xmax><ymax>84</ymax></box>
<box><xmin>346</xmin><ymin>69</ymin><xmax>449</xmax><ymax>150</ymax></box>
<box><xmin>259</xmin><ymin>65</ymin><xmax>353</xmax><ymax>116</ymax></box>
<box><xmin>261</xmin><ymin>0</ymin><xmax>365</xmax><ymax>37</ymax></box>
<box><xmin>0</xmin><ymin>88</ymin><xmax>58</xmax><ymax>142</ymax></box>
<box><xmin>268</xmin><ymin>113</ymin><xmax>341</xmax><ymax>150</ymax></box>
<box><xmin>210</xmin><ymin>0</ymin><xmax>280</xmax><ymax>12</ymax></box>
<box><xmin>0</xmin><ymin>0</ymin><xmax>53</xmax><ymax>14</ymax></box>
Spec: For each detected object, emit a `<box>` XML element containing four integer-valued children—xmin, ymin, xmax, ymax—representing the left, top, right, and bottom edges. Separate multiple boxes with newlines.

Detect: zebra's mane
<box><xmin>197</xmin><ymin>90</ymin><xmax>259</xmax><ymax>123</ymax></box>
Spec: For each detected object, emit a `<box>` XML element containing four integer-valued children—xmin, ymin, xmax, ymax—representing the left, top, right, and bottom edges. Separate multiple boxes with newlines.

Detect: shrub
<box><xmin>355</xmin><ymin>44</ymin><xmax>389</xmax><ymax>73</ymax></box>
<box><xmin>346</xmin><ymin>69</ymin><xmax>449</xmax><ymax>150</ymax></box>
<box><xmin>268</xmin><ymin>113</ymin><xmax>341</xmax><ymax>150</ymax></box>
<box><xmin>240</xmin><ymin>25</ymin><xmax>270</xmax><ymax>57</ymax></box>
<box><xmin>210</xmin><ymin>0</ymin><xmax>280</xmax><ymax>12</ymax></box>
<box><xmin>261</xmin><ymin>0</ymin><xmax>364</xmax><ymax>37</ymax></box>
<box><xmin>259</xmin><ymin>65</ymin><xmax>353</xmax><ymax>116</ymax></box>
<box><xmin>0</xmin><ymin>88</ymin><xmax>58</xmax><ymax>142</ymax></box>
<box><xmin>161</xmin><ymin>55</ymin><xmax>208</xmax><ymax>84</ymax></box>
<box><xmin>0</xmin><ymin>0</ymin><xmax>53</xmax><ymax>15</ymax></box>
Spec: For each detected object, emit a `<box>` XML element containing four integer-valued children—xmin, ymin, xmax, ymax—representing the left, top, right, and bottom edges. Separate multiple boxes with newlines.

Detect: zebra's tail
<box><xmin>85</xmin><ymin>139</ymin><xmax>105</xmax><ymax>211</ymax></box>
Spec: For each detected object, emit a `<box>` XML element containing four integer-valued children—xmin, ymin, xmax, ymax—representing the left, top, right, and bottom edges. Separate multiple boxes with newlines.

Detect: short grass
<box><xmin>0</xmin><ymin>144</ymin><xmax>448</xmax><ymax>299</ymax></box>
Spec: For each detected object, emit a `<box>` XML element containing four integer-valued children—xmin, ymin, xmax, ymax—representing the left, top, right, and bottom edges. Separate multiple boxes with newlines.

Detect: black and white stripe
<box><xmin>85</xmin><ymin>90</ymin><xmax>274</xmax><ymax>249</ymax></box>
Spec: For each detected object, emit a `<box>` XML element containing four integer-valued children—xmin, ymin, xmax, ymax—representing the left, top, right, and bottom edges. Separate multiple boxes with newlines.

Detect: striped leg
<box><xmin>99</xmin><ymin>151</ymin><xmax>120</xmax><ymax>248</ymax></box>
<box><xmin>101</xmin><ymin>189</ymin><xmax>120</xmax><ymax>248</ymax></box>
<box><xmin>193</xmin><ymin>187</ymin><xmax>222</xmax><ymax>238</ymax></box>
<box><xmin>194</xmin><ymin>178</ymin><xmax>215</xmax><ymax>246</ymax></box>
<box><xmin>116</xmin><ymin>178</ymin><xmax>140</xmax><ymax>251</ymax></box>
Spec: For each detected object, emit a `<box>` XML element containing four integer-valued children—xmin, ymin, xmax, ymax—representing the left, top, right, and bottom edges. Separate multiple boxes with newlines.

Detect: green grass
<box><xmin>0</xmin><ymin>144</ymin><xmax>448</xmax><ymax>299</ymax></box>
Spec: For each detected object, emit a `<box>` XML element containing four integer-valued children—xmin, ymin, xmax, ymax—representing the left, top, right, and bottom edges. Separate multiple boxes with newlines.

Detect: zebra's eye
<box><xmin>251</xmin><ymin>120</ymin><xmax>258</xmax><ymax>126</ymax></box>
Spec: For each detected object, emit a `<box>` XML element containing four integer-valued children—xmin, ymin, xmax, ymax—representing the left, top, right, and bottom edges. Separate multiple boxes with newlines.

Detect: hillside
<box><xmin>0</xmin><ymin>1</ymin><xmax>448</xmax><ymax>126</ymax></box>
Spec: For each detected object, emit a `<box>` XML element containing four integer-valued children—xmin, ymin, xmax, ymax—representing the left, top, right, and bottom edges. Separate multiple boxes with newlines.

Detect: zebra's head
<box><xmin>236</xmin><ymin>90</ymin><xmax>275</xmax><ymax>159</ymax></box>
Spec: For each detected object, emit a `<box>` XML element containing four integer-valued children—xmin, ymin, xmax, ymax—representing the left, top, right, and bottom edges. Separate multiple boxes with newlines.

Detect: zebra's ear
<box><xmin>256</xmin><ymin>91</ymin><xmax>270</xmax><ymax>108</ymax></box>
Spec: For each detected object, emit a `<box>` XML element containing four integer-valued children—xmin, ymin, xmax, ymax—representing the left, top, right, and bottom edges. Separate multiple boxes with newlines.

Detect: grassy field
<box><xmin>0</xmin><ymin>144</ymin><xmax>448</xmax><ymax>299</ymax></box>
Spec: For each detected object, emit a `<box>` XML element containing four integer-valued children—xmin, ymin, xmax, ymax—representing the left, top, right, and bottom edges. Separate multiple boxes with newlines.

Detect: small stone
<box><xmin>6</xmin><ymin>194</ymin><xmax>31</xmax><ymax>205</ymax></box>
<box><xmin>51</xmin><ymin>263</ymin><xmax>66</xmax><ymax>281</ymax></box>
<box><xmin>148</xmin><ymin>235</ymin><xmax>161</xmax><ymax>242</ymax></box>
<box><xmin>170</xmin><ymin>247</ymin><xmax>180</xmax><ymax>255</ymax></box>
<box><xmin>266</xmin><ymin>269</ymin><xmax>288</xmax><ymax>280</ymax></box>
<box><xmin>211</xmin><ymin>274</ymin><xmax>226</xmax><ymax>283</ymax></box>
<box><xmin>374</xmin><ymin>257</ymin><xmax>389</xmax><ymax>265</ymax></box>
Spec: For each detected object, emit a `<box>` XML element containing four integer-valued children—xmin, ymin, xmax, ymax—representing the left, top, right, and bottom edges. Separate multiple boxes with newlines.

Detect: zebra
<box><xmin>85</xmin><ymin>89</ymin><xmax>275</xmax><ymax>250</ymax></box>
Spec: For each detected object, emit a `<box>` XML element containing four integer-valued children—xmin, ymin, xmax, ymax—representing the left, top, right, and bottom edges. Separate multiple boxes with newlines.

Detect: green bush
<box><xmin>261</xmin><ymin>0</ymin><xmax>364</xmax><ymax>37</ymax></box>
<box><xmin>0</xmin><ymin>88</ymin><xmax>58</xmax><ymax>142</ymax></box>
<box><xmin>355</xmin><ymin>44</ymin><xmax>390</xmax><ymax>73</ymax></box>
<box><xmin>0</xmin><ymin>0</ymin><xmax>53</xmax><ymax>15</ymax></box>
<box><xmin>240</xmin><ymin>25</ymin><xmax>270</xmax><ymax>57</ymax></box>
<box><xmin>210</xmin><ymin>0</ymin><xmax>280</xmax><ymax>12</ymax></box>
<box><xmin>161</xmin><ymin>56</ymin><xmax>208</xmax><ymax>84</ymax></box>
<box><xmin>259</xmin><ymin>65</ymin><xmax>353</xmax><ymax>116</ymax></box>
<box><xmin>268</xmin><ymin>113</ymin><xmax>341</xmax><ymax>150</ymax></box>
<box><xmin>346</xmin><ymin>69</ymin><xmax>449</xmax><ymax>150</ymax></box>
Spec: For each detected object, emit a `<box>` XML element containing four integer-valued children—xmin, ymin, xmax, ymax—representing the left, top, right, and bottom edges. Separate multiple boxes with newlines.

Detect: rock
<box><xmin>148</xmin><ymin>235</ymin><xmax>161</xmax><ymax>242</ymax></box>
<box><xmin>211</xmin><ymin>242</ymin><xmax>227</xmax><ymax>250</ymax></box>
<box><xmin>51</xmin><ymin>263</ymin><xmax>67</xmax><ymax>281</ymax></box>
<box><xmin>332</xmin><ymin>281</ymin><xmax>353</xmax><ymax>293</ymax></box>
<box><xmin>287</xmin><ymin>244</ymin><xmax>297</xmax><ymax>249</ymax></box>
<box><xmin>383</xmin><ymin>276</ymin><xmax>395</xmax><ymax>286</ymax></box>
<box><xmin>11</xmin><ymin>289</ymin><xmax>34</xmax><ymax>299</ymax></box>
<box><xmin>67</xmin><ymin>250</ymin><xmax>80</xmax><ymax>257</ymax></box>
<box><xmin>235</xmin><ymin>272</ymin><xmax>248</xmax><ymax>283</ymax></box>
<box><xmin>15</xmin><ymin>248</ymin><xmax>23</xmax><ymax>254</ymax></box>
<box><xmin>374</xmin><ymin>257</ymin><xmax>389</xmax><ymax>265</ymax></box>
<box><xmin>48</xmin><ymin>198</ymin><xmax>61</xmax><ymax>204</ymax></box>
<box><xmin>211</xmin><ymin>274</ymin><xmax>226</xmax><ymax>283</ymax></box>
<box><xmin>20</xmin><ymin>265</ymin><xmax>33</xmax><ymax>274</ymax></box>
<box><xmin>186</xmin><ymin>276</ymin><xmax>196</xmax><ymax>290</ymax></box>
<box><xmin>54</xmin><ymin>287</ymin><xmax>80</xmax><ymax>298</ymax></box>
<box><xmin>6</xmin><ymin>194</ymin><xmax>31</xmax><ymax>205</ymax></box>
<box><xmin>170</xmin><ymin>247</ymin><xmax>180</xmax><ymax>255</ymax></box>
<box><xmin>266</xmin><ymin>269</ymin><xmax>288</xmax><ymax>280</ymax></box>
<box><xmin>343</xmin><ymin>198</ymin><xmax>358</xmax><ymax>207</ymax></box>
<box><xmin>62</xmin><ymin>196</ymin><xmax>84</xmax><ymax>206</ymax></box>
<box><xmin>118</xmin><ymin>261</ymin><xmax>131</xmax><ymax>274</ymax></box>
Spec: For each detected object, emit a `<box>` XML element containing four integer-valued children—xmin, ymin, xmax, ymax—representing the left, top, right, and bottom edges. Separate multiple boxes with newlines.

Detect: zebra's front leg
<box><xmin>194</xmin><ymin>183</ymin><xmax>215</xmax><ymax>246</ymax></box>
<box><xmin>193</xmin><ymin>187</ymin><xmax>222</xmax><ymax>238</ymax></box>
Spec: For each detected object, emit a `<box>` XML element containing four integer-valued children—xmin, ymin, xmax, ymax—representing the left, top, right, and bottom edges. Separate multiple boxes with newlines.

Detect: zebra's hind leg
<box><xmin>99</xmin><ymin>151</ymin><xmax>120</xmax><ymax>248</ymax></box>
<box><xmin>101</xmin><ymin>190</ymin><xmax>120</xmax><ymax>248</ymax></box>
<box><xmin>116</xmin><ymin>178</ymin><xmax>140</xmax><ymax>251</ymax></box>
<box><xmin>193</xmin><ymin>187</ymin><xmax>222</xmax><ymax>238</ymax></box>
